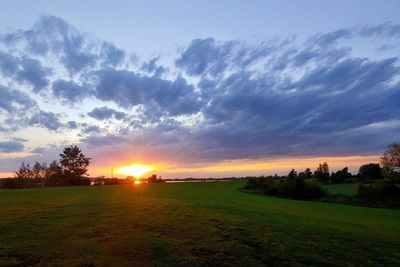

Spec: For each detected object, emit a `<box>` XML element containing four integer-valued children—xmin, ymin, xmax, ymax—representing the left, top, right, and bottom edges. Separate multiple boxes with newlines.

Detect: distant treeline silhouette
<box><xmin>1</xmin><ymin>143</ymin><xmax>399</xmax><ymax>196</ymax></box>
<box><xmin>1</xmin><ymin>145</ymin><xmax>91</xmax><ymax>189</ymax></box>
<box><xmin>0</xmin><ymin>144</ymin><xmax>166</xmax><ymax>189</ymax></box>
<box><xmin>243</xmin><ymin>143</ymin><xmax>400</xmax><ymax>204</ymax></box>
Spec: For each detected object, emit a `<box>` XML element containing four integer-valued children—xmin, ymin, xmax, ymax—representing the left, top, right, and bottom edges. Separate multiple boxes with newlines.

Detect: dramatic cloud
<box><xmin>1</xmin><ymin>15</ymin><xmax>127</xmax><ymax>74</ymax></box>
<box><xmin>176</xmin><ymin>38</ymin><xmax>273</xmax><ymax>77</ymax></box>
<box><xmin>0</xmin><ymin>51</ymin><xmax>50</xmax><ymax>92</ymax></box>
<box><xmin>0</xmin><ymin>15</ymin><xmax>399</xmax><ymax>173</ymax></box>
<box><xmin>88</xmin><ymin>68</ymin><xmax>201</xmax><ymax>117</ymax></box>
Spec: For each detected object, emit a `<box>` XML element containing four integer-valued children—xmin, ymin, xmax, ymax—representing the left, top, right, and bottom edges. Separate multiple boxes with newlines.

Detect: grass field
<box><xmin>0</xmin><ymin>181</ymin><xmax>399</xmax><ymax>266</ymax></box>
<box><xmin>322</xmin><ymin>183</ymin><xmax>359</xmax><ymax>196</ymax></box>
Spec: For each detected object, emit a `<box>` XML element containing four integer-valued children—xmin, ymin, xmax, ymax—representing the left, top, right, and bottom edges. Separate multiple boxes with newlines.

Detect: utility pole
<box><xmin>111</xmin><ymin>168</ymin><xmax>113</xmax><ymax>179</ymax></box>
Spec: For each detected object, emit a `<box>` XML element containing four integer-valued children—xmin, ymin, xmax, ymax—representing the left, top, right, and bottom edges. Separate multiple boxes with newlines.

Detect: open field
<box><xmin>322</xmin><ymin>183</ymin><xmax>359</xmax><ymax>196</ymax></box>
<box><xmin>0</xmin><ymin>181</ymin><xmax>399</xmax><ymax>266</ymax></box>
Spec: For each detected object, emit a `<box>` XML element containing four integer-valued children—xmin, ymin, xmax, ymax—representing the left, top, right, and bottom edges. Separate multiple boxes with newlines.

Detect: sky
<box><xmin>0</xmin><ymin>0</ymin><xmax>399</xmax><ymax>178</ymax></box>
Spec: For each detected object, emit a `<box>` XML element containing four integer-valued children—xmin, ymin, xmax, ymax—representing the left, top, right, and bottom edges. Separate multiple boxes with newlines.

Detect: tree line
<box><xmin>1</xmin><ymin>145</ymin><xmax>91</xmax><ymax>189</ymax></box>
<box><xmin>243</xmin><ymin>143</ymin><xmax>400</xmax><ymax>204</ymax></box>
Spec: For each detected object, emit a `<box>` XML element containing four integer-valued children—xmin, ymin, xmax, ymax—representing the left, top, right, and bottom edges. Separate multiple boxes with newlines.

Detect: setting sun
<box><xmin>117</xmin><ymin>164</ymin><xmax>154</xmax><ymax>178</ymax></box>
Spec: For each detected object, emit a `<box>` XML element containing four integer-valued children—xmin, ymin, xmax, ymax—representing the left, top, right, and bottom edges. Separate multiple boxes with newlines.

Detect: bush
<box><xmin>358</xmin><ymin>163</ymin><xmax>382</xmax><ymax>180</ymax></box>
<box><xmin>244</xmin><ymin>176</ymin><xmax>274</xmax><ymax>190</ymax></box>
<box><xmin>45</xmin><ymin>176</ymin><xmax>91</xmax><ymax>187</ymax></box>
<box><xmin>384</xmin><ymin>171</ymin><xmax>400</xmax><ymax>184</ymax></box>
<box><xmin>244</xmin><ymin>176</ymin><xmax>326</xmax><ymax>200</ymax></box>
<box><xmin>331</xmin><ymin>167</ymin><xmax>352</xmax><ymax>184</ymax></box>
<box><xmin>358</xmin><ymin>182</ymin><xmax>400</xmax><ymax>200</ymax></box>
<box><xmin>147</xmin><ymin>174</ymin><xmax>164</xmax><ymax>183</ymax></box>
<box><xmin>0</xmin><ymin>178</ymin><xmax>22</xmax><ymax>189</ymax></box>
<box><xmin>0</xmin><ymin>177</ymin><xmax>45</xmax><ymax>189</ymax></box>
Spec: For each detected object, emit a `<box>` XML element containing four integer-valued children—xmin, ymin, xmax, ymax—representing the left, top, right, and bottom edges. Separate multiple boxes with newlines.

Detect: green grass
<box><xmin>0</xmin><ymin>181</ymin><xmax>399</xmax><ymax>266</ymax></box>
<box><xmin>322</xmin><ymin>183</ymin><xmax>359</xmax><ymax>196</ymax></box>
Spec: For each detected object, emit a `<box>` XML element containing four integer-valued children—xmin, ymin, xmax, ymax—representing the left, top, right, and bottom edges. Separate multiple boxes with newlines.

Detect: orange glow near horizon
<box><xmin>117</xmin><ymin>164</ymin><xmax>154</xmax><ymax>178</ymax></box>
<box><xmin>0</xmin><ymin>154</ymin><xmax>380</xmax><ymax>179</ymax></box>
<box><xmin>152</xmin><ymin>154</ymin><xmax>381</xmax><ymax>177</ymax></box>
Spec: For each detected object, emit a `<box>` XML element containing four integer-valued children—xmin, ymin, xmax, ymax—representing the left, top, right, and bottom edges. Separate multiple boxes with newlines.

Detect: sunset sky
<box><xmin>0</xmin><ymin>0</ymin><xmax>399</xmax><ymax>178</ymax></box>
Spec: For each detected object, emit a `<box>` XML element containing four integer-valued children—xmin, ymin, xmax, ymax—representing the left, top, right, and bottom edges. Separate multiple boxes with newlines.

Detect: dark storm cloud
<box><xmin>0</xmin><ymin>141</ymin><xmax>24</xmax><ymax>153</ymax></box>
<box><xmin>87</xmin><ymin>106</ymin><xmax>126</xmax><ymax>120</ymax></box>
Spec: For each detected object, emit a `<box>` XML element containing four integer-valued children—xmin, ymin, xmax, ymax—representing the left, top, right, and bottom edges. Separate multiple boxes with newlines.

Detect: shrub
<box><xmin>383</xmin><ymin>170</ymin><xmax>400</xmax><ymax>184</ymax></box>
<box><xmin>358</xmin><ymin>163</ymin><xmax>382</xmax><ymax>180</ymax></box>
<box><xmin>244</xmin><ymin>176</ymin><xmax>274</xmax><ymax>190</ymax></box>
<box><xmin>0</xmin><ymin>177</ymin><xmax>45</xmax><ymax>189</ymax></box>
<box><xmin>147</xmin><ymin>174</ymin><xmax>165</xmax><ymax>183</ymax></box>
<box><xmin>244</xmin><ymin>176</ymin><xmax>326</xmax><ymax>200</ymax></box>
<box><xmin>331</xmin><ymin>167</ymin><xmax>352</xmax><ymax>184</ymax></box>
<box><xmin>358</xmin><ymin>182</ymin><xmax>400</xmax><ymax>200</ymax></box>
<box><xmin>0</xmin><ymin>178</ymin><xmax>22</xmax><ymax>189</ymax></box>
<box><xmin>45</xmin><ymin>176</ymin><xmax>91</xmax><ymax>187</ymax></box>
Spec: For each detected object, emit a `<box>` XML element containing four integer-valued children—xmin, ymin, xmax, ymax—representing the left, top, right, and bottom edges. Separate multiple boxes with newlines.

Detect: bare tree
<box><xmin>381</xmin><ymin>143</ymin><xmax>400</xmax><ymax>173</ymax></box>
<box><xmin>14</xmin><ymin>162</ymin><xmax>33</xmax><ymax>179</ymax></box>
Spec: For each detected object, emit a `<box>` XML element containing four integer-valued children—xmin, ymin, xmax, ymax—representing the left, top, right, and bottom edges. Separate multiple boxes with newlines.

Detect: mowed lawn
<box><xmin>0</xmin><ymin>181</ymin><xmax>399</xmax><ymax>266</ymax></box>
<box><xmin>322</xmin><ymin>183</ymin><xmax>359</xmax><ymax>196</ymax></box>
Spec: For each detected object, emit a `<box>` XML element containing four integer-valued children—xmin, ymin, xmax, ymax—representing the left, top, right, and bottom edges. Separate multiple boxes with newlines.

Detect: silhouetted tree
<box><xmin>314</xmin><ymin>162</ymin><xmax>330</xmax><ymax>182</ymax></box>
<box><xmin>381</xmin><ymin>143</ymin><xmax>400</xmax><ymax>175</ymax></box>
<box><xmin>32</xmin><ymin>162</ymin><xmax>47</xmax><ymax>179</ymax></box>
<box><xmin>14</xmin><ymin>162</ymin><xmax>33</xmax><ymax>179</ymax></box>
<box><xmin>147</xmin><ymin>174</ymin><xmax>158</xmax><ymax>183</ymax></box>
<box><xmin>12</xmin><ymin>162</ymin><xmax>46</xmax><ymax>188</ymax></box>
<box><xmin>59</xmin><ymin>145</ymin><xmax>91</xmax><ymax>179</ymax></box>
<box><xmin>298</xmin><ymin>168</ymin><xmax>312</xmax><ymax>179</ymax></box>
<box><xmin>358</xmin><ymin>163</ymin><xmax>382</xmax><ymax>180</ymax></box>
<box><xmin>287</xmin><ymin>169</ymin><xmax>297</xmax><ymax>180</ymax></box>
<box><xmin>147</xmin><ymin>174</ymin><xmax>164</xmax><ymax>183</ymax></box>
<box><xmin>332</xmin><ymin>167</ymin><xmax>352</xmax><ymax>183</ymax></box>
<box><xmin>45</xmin><ymin>160</ymin><xmax>64</xmax><ymax>186</ymax></box>
<box><xmin>46</xmin><ymin>160</ymin><xmax>62</xmax><ymax>178</ymax></box>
